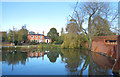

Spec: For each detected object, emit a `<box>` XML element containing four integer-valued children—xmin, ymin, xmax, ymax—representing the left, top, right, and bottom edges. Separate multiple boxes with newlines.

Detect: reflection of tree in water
<box><xmin>61</xmin><ymin>49</ymin><xmax>113</xmax><ymax>75</ymax></box>
<box><xmin>61</xmin><ymin>49</ymin><xmax>83</xmax><ymax>75</ymax></box>
<box><xmin>47</xmin><ymin>50</ymin><xmax>59</xmax><ymax>63</ymax></box>
<box><xmin>2</xmin><ymin>51</ymin><xmax>28</xmax><ymax>71</ymax></box>
<box><xmin>79</xmin><ymin>51</ymin><xmax>111</xmax><ymax>75</ymax></box>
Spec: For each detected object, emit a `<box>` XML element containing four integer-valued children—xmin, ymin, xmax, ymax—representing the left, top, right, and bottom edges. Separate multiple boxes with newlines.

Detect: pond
<box><xmin>1</xmin><ymin>49</ymin><xmax>119</xmax><ymax>75</ymax></box>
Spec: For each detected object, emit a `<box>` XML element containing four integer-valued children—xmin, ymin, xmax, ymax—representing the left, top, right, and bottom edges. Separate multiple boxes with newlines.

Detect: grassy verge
<box><xmin>2</xmin><ymin>44</ymin><xmax>61</xmax><ymax>51</ymax></box>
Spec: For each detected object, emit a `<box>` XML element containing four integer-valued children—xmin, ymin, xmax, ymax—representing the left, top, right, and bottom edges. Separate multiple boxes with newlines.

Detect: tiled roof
<box><xmin>93</xmin><ymin>35</ymin><xmax>119</xmax><ymax>41</ymax></box>
<box><xmin>28</xmin><ymin>34</ymin><xmax>44</xmax><ymax>35</ymax></box>
<box><xmin>44</xmin><ymin>36</ymin><xmax>51</xmax><ymax>39</ymax></box>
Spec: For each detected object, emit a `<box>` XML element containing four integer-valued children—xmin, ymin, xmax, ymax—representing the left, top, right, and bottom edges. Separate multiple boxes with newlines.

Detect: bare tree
<box><xmin>70</xmin><ymin>2</ymin><xmax>118</xmax><ymax>49</ymax></box>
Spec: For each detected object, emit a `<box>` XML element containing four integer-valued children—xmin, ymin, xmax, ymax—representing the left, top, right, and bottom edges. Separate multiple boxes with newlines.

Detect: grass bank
<box><xmin>2</xmin><ymin>44</ymin><xmax>61</xmax><ymax>51</ymax></box>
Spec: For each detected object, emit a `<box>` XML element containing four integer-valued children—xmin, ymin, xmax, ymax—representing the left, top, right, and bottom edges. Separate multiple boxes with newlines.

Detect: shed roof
<box><xmin>93</xmin><ymin>35</ymin><xmax>118</xmax><ymax>41</ymax></box>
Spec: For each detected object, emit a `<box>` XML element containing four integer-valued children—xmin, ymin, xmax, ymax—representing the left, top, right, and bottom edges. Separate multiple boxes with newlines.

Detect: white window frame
<box><xmin>40</xmin><ymin>35</ymin><xmax>42</xmax><ymax>38</ymax></box>
<box><xmin>31</xmin><ymin>39</ymin><xmax>34</xmax><ymax>42</ymax></box>
<box><xmin>31</xmin><ymin>35</ymin><xmax>33</xmax><ymax>38</ymax></box>
<box><xmin>35</xmin><ymin>39</ymin><xmax>37</xmax><ymax>42</ymax></box>
<box><xmin>36</xmin><ymin>35</ymin><xmax>38</xmax><ymax>38</ymax></box>
<box><xmin>35</xmin><ymin>53</ymin><xmax>38</xmax><ymax>56</ymax></box>
<box><xmin>39</xmin><ymin>39</ymin><xmax>43</xmax><ymax>43</ymax></box>
<box><xmin>31</xmin><ymin>53</ymin><xmax>33</xmax><ymax>57</ymax></box>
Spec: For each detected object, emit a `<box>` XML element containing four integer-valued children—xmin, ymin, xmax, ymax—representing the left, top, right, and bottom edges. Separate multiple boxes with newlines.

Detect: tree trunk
<box><xmin>88</xmin><ymin>15</ymin><xmax>92</xmax><ymax>49</ymax></box>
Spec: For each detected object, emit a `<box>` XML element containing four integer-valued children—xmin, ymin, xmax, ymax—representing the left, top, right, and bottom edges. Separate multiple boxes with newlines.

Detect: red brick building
<box><xmin>27</xmin><ymin>33</ymin><xmax>52</xmax><ymax>43</ymax></box>
<box><xmin>92</xmin><ymin>35</ymin><xmax>119</xmax><ymax>57</ymax></box>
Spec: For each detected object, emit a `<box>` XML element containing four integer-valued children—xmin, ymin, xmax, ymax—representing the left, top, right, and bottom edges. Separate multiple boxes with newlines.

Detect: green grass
<box><xmin>2</xmin><ymin>44</ymin><xmax>61</xmax><ymax>51</ymax></box>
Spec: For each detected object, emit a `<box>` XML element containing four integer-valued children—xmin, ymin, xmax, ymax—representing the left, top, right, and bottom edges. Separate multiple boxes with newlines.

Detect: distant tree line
<box><xmin>2</xmin><ymin>25</ymin><xmax>63</xmax><ymax>45</ymax></box>
<box><xmin>2</xmin><ymin>25</ymin><xmax>28</xmax><ymax>45</ymax></box>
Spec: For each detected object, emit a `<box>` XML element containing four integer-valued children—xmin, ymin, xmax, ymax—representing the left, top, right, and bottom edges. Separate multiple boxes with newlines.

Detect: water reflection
<box><xmin>47</xmin><ymin>50</ymin><xmax>59</xmax><ymax>63</ymax></box>
<box><xmin>2</xmin><ymin>49</ymin><xmax>120</xmax><ymax>75</ymax></box>
<box><xmin>60</xmin><ymin>49</ymin><xmax>115</xmax><ymax>75</ymax></box>
<box><xmin>2</xmin><ymin>51</ymin><xmax>28</xmax><ymax>71</ymax></box>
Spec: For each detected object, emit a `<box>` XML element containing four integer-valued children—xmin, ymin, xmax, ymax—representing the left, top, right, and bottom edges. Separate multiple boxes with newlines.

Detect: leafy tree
<box><xmin>17</xmin><ymin>28</ymin><xmax>28</xmax><ymax>43</ymax></box>
<box><xmin>7</xmin><ymin>29</ymin><xmax>18</xmax><ymax>44</ymax></box>
<box><xmin>16</xmin><ymin>25</ymin><xmax>28</xmax><ymax>44</ymax></box>
<box><xmin>47</xmin><ymin>28</ymin><xmax>59</xmax><ymax>43</ymax></box>
<box><xmin>57</xmin><ymin>27</ymin><xmax>65</xmax><ymax>44</ymax></box>
<box><xmin>2</xmin><ymin>32</ymin><xmax>7</xmax><ymax>42</ymax></box>
<box><xmin>61</xmin><ymin>19</ymin><xmax>85</xmax><ymax>48</ymax></box>
<box><xmin>7</xmin><ymin>25</ymin><xmax>28</xmax><ymax>45</ymax></box>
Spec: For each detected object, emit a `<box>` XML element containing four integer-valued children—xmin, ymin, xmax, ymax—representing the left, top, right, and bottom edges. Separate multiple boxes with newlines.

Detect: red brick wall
<box><xmin>28</xmin><ymin>35</ymin><xmax>44</xmax><ymax>42</ymax></box>
<box><xmin>92</xmin><ymin>39</ymin><xmax>115</xmax><ymax>55</ymax></box>
<box><xmin>28</xmin><ymin>35</ymin><xmax>52</xmax><ymax>43</ymax></box>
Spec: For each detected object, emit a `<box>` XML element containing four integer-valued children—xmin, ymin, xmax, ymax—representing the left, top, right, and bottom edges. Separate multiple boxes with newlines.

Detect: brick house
<box><xmin>27</xmin><ymin>33</ymin><xmax>52</xmax><ymax>43</ymax></box>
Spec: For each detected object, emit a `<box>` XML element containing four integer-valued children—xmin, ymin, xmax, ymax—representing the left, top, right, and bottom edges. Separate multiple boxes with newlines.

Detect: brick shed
<box><xmin>92</xmin><ymin>35</ymin><xmax>118</xmax><ymax>56</ymax></box>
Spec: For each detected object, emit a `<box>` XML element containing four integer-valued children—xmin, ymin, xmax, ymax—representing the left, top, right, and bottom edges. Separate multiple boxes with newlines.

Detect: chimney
<box><xmin>43</xmin><ymin>31</ymin><xmax>44</xmax><ymax>35</ymax></box>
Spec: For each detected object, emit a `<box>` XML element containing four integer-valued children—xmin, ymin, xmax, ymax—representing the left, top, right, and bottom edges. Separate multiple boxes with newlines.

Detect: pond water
<box><xmin>1</xmin><ymin>49</ymin><xmax>118</xmax><ymax>75</ymax></box>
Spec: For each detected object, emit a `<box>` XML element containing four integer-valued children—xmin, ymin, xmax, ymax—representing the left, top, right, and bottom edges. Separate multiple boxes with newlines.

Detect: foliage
<box><xmin>74</xmin><ymin>2</ymin><xmax>117</xmax><ymax>48</ymax></box>
<box><xmin>8</xmin><ymin>30</ymin><xmax>18</xmax><ymax>43</ymax></box>
<box><xmin>47</xmin><ymin>50</ymin><xmax>59</xmax><ymax>63</ymax></box>
<box><xmin>90</xmin><ymin>15</ymin><xmax>116</xmax><ymax>36</ymax></box>
<box><xmin>61</xmin><ymin>19</ymin><xmax>86</xmax><ymax>49</ymax></box>
<box><xmin>47</xmin><ymin>28</ymin><xmax>59</xmax><ymax>43</ymax></box>
<box><xmin>17</xmin><ymin>27</ymin><xmax>28</xmax><ymax>43</ymax></box>
<box><xmin>7</xmin><ymin>25</ymin><xmax>28</xmax><ymax>45</ymax></box>
<box><xmin>61</xmin><ymin>2</ymin><xmax>118</xmax><ymax>49</ymax></box>
<box><xmin>2</xmin><ymin>32</ymin><xmax>7</xmax><ymax>42</ymax></box>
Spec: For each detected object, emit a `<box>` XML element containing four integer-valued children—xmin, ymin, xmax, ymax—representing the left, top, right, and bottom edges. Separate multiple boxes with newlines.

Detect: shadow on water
<box><xmin>2</xmin><ymin>49</ymin><xmax>120</xmax><ymax>75</ymax></box>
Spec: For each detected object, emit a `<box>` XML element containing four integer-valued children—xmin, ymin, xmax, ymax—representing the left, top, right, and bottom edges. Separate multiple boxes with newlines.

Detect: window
<box><xmin>35</xmin><ymin>53</ymin><xmax>38</xmax><ymax>56</ymax></box>
<box><xmin>36</xmin><ymin>35</ymin><xmax>38</xmax><ymax>38</ymax></box>
<box><xmin>31</xmin><ymin>39</ymin><xmax>33</xmax><ymax>42</ymax></box>
<box><xmin>39</xmin><ymin>39</ymin><xmax>43</xmax><ymax>43</ymax></box>
<box><xmin>31</xmin><ymin>53</ymin><xmax>33</xmax><ymax>57</ymax></box>
<box><xmin>40</xmin><ymin>35</ymin><xmax>42</xmax><ymax>38</ymax></box>
<box><xmin>35</xmin><ymin>40</ymin><xmax>37</xmax><ymax>42</ymax></box>
<box><xmin>31</xmin><ymin>35</ymin><xmax>33</xmax><ymax>38</ymax></box>
<box><xmin>40</xmin><ymin>53</ymin><xmax>42</xmax><ymax>56</ymax></box>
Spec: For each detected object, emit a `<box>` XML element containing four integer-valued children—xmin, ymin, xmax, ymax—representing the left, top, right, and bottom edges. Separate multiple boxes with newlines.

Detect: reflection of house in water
<box><xmin>27</xmin><ymin>51</ymin><xmax>49</xmax><ymax>60</ymax></box>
